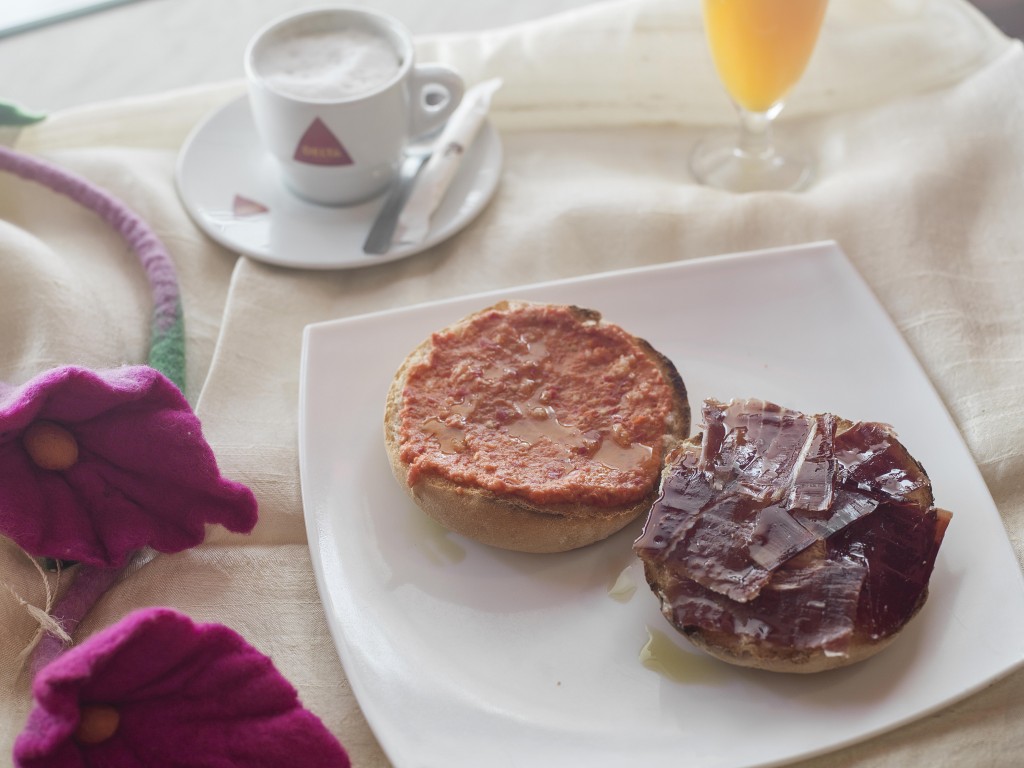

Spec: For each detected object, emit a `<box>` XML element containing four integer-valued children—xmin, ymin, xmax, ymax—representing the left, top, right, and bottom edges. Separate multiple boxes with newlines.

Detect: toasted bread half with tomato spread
<box><xmin>384</xmin><ymin>301</ymin><xmax>690</xmax><ymax>553</ymax></box>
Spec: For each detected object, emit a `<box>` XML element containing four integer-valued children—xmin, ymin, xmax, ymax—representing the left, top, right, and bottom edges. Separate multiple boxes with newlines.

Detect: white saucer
<box><xmin>174</xmin><ymin>96</ymin><xmax>503</xmax><ymax>270</ymax></box>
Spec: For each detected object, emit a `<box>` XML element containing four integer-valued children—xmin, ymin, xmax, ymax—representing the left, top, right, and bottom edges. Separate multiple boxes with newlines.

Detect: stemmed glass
<box><xmin>690</xmin><ymin>0</ymin><xmax>828</xmax><ymax>193</ymax></box>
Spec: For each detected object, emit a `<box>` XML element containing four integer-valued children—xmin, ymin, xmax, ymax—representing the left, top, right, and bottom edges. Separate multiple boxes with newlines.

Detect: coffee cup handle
<box><xmin>409</xmin><ymin>64</ymin><xmax>465</xmax><ymax>139</ymax></box>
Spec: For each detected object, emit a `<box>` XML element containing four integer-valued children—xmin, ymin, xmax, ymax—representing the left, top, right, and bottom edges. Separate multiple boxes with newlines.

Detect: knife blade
<box><xmin>362</xmin><ymin>149</ymin><xmax>432</xmax><ymax>255</ymax></box>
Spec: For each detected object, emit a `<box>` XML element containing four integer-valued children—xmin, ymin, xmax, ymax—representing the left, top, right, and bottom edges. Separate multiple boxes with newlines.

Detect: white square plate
<box><xmin>299</xmin><ymin>241</ymin><xmax>1024</xmax><ymax>768</ymax></box>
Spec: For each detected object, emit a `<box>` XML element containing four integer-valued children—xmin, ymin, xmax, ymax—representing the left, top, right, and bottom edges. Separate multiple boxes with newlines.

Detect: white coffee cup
<box><xmin>245</xmin><ymin>6</ymin><xmax>464</xmax><ymax>206</ymax></box>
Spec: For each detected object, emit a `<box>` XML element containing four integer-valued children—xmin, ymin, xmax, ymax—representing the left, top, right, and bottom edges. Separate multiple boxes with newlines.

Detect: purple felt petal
<box><xmin>0</xmin><ymin>366</ymin><xmax>257</xmax><ymax>567</ymax></box>
<box><xmin>14</xmin><ymin>608</ymin><xmax>350</xmax><ymax>768</ymax></box>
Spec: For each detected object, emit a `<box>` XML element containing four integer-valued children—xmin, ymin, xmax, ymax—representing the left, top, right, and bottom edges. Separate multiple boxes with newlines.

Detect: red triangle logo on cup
<box><xmin>293</xmin><ymin>118</ymin><xmax>354</xmax><ymax>166</ymax></box>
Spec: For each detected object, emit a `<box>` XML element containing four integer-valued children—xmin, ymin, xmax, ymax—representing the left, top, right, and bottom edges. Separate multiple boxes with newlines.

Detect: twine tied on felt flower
<box><xmin>6</xmin><ymin>554</ymin><xmax>72</xmax><ymax>664</ymax></box>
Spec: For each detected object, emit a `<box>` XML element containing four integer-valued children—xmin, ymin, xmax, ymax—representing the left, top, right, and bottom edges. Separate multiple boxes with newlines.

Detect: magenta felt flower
<box><xmin>0</xmin><ymin>365</ymin><xmax>257</xmax><ymax>568</ymax></box>
<box><xmin>13</xmin><ymin>607</ymin><xmax>351</xmax><ymax>768</ymax></box>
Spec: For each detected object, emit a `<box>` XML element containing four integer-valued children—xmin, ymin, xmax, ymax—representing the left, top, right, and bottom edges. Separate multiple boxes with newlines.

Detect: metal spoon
<box><xmin>362</xmin><ymin>145</ymin><xmax>433</xmax><ymax>255</ymax></box>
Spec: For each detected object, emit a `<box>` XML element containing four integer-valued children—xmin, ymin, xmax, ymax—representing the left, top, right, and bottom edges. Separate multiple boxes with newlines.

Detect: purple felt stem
<box><xmin>0</xmin><ymin>146</ymin><xmax>180</xmax><ymax>334</ymax></box>
<box><xmin>29</xmin><ymin>565</ymin><xmax>121</xmax><ymax>679</ymax></box>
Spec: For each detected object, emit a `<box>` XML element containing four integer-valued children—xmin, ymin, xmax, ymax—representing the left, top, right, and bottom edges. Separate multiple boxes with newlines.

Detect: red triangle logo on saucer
<box><xmin>232</xmin><ymin>194</ymin><xmax>269</xmax><ymax>217</ymax></box>
<box><xmin>293</xmin><ymin>118</ymin><xmax>353</xmax><ymax>166</ymax></box>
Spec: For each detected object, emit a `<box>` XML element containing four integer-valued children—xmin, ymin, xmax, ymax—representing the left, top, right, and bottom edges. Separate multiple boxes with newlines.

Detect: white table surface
<box><xmin>0</xmin><ymin>0</ymin><xmax>607</xmax><ymax>114</ymax></box>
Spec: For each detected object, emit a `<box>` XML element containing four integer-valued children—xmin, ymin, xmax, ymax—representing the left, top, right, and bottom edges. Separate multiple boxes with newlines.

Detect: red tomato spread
<box><xmin>398</xmin><ymin>304</ymin><xmax>677</xmax><ymax>508</ymax></box>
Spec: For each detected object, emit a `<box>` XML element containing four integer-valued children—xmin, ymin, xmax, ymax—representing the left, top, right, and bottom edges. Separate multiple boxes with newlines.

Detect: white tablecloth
<box><xmin>2</xmin><ymin>1</ymin><xmax>1022</xmax><ymax>765</ymax></box>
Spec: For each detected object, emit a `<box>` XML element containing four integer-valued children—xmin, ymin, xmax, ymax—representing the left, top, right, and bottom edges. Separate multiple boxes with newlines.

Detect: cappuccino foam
<box><xmin>260</xmin><ymin>28</ymin><xmax>401</xmax><ymax>100</ymax></box>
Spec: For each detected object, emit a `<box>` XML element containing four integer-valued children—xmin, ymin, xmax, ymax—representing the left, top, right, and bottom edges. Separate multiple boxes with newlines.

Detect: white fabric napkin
<box><xmin>396</xmin><ymin>77</ymin><xmax>502</xmax><ymax>246</ymax></box>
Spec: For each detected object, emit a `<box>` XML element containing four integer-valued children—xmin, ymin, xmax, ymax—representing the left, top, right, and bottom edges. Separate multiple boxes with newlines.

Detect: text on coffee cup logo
<box><xmin>294</xmin><ymin>118</ymin><xmax>354</xmax><ymax>166</ymax></box>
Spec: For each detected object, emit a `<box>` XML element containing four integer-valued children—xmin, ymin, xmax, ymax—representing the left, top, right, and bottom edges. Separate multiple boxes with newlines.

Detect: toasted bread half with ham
<box><xmin>635</xmin><ymin>398</ymin><xmax>952</xmax><ymax>673</ymax></box>
<box><xmin>384</xmin><ymin>301</ymin><xmax>690</xmax><ymax>553</ymax></box>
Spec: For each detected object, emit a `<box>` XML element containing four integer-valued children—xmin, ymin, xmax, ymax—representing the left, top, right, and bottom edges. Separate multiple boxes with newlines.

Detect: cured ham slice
<box><xmin>635</xmin><ymin>398</ymin><xmax>951</xmax><ymax>673</ymax></box>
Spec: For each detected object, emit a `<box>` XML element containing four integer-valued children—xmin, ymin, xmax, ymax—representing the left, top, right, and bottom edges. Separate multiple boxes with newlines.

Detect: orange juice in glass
<box><xmin>691</xmin><ymin>0</ymin><xmax>828</xmax><ymax>192</ymax></box>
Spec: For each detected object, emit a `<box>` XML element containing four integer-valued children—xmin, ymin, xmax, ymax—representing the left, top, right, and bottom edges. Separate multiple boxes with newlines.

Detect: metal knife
<box><xmin>362</xmin><ymin>148</ymin><xmax>432</xmax><ymax>255</ymax></box>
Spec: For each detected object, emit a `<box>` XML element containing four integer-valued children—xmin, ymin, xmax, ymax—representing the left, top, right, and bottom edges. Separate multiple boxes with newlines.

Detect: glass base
<box><xmin>690</xmin><ymin>131</ymin><xmax>814</xmax><ymax>193</ymax></box>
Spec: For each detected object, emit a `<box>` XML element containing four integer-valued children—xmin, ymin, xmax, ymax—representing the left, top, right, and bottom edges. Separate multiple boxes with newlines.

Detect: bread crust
<box><xmin>384</xmin><ymin>301</ymin><xmax>690</xmax><ymax>553</ymax></box>
<box><xmin>678</xmin><ymin>621</ymin><xmax>906</xmax><ymax>674</ymax></box>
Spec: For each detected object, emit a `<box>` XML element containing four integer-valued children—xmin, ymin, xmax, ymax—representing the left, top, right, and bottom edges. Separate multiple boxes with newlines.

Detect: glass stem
<box><xmin>736</xmin><ymin>108</ymin><xmax>777</xmax><ymax>161</ymax></box>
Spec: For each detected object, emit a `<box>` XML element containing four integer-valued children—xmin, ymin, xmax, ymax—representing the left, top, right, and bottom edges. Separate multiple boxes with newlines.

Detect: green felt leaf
<box><xmin>0</xmin><ymin>102</ymin><xmax>46</xmax><ymax>126</ymax></box>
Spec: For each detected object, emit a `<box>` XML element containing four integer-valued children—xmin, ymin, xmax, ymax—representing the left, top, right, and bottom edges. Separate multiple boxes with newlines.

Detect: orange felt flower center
<box><xmin>74</xmin><ymin>704</ymin><xmax>120</xmax><ymax>745</ymax></box>
<box><xmin>22</xmin><ymin>421</ymin><xmax>79</xmax><ymax>471</ymax></box>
